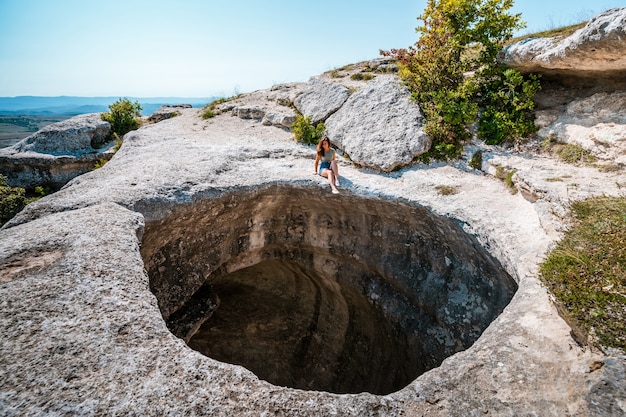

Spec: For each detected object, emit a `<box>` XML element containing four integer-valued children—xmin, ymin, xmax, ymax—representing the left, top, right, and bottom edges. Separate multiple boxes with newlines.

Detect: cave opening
<box><xmin>141</xmin><ymin>185</ymin><xmax>517</xmax><ymax>395</ymax></box>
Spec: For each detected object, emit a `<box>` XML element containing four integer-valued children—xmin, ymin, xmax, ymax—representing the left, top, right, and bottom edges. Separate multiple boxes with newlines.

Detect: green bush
<box><xmin>0</xmin><ymin>175</ymin><xmax>28</xmax><ymax>225</ymax></box>
<box><xmin>101</xmin><ymin>98</ymin><xmax>142</xmax><ymax>136</ymax></box>
<box><xmin>478</xmin><ymin>68</ymin><xmax>540</xmax><ymax>145</ymax></box>
<box><xmin>469</xmin><ymin>150</ymin><xmax>483</xmax><ymax>170</ymax></box>
<box><xmin>291</xmin><ymin>115</ymin><xmax>325</xmax><ymax>145</ymax></box>
<box><xmin>382</xmin><ymin>0</ymin><xmax>538</xmax><ymax>160</ymax></box>
<box><xmin>0</xmin><ymin>175</ymin><xmax>54</xmax><ymax>226</ymax></box>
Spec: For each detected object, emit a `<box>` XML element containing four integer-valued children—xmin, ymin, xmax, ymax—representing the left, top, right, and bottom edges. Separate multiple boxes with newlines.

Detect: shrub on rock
<box><xmin>101</xmin><ymin>98</ymin><xmax>142</xmax><ymax>137</ymax></box>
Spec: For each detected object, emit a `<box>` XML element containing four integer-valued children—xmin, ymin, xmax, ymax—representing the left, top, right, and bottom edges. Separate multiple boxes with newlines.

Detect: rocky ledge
<box><xmin>1</xmin><ymin>8</ymin><xmax>625</xmax><ymax>417</ymax></box>
<box><xmin>0</xmin><ymin>113</ymin><xmax>114</xmax><ymax>189</ymax></box>
<box><xmin>500</xmin><ymin>7</ymin><xmax>626</xmax><ymax>86</ymax></box>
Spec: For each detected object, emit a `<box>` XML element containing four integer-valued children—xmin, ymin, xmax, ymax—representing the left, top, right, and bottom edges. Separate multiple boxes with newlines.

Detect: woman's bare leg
<box><xmin>330</xmin><ymin>161</ymin><xmax>339</xmax><ymax>185</ymax></box>
<box><xmin>322</xmin><ymin>169</ymin><xmax>339</xmax><ymax>193</ymax></box>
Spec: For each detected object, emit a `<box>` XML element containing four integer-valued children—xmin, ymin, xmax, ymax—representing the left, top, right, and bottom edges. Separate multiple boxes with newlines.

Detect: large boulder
<box><xmin>324</xmin><ymin>75</ymin><xmax>430</xmax><ymax>172</ymax></box>
<box><xmin>293</xmin><ymin>78</ymin><xmax>350</xmax><ymax>124</ymax></box>
<box><xmin>0</xmin><ymin>113</ymin><xmax>113</xmax><ymax>188</ymax></box>
<box><xmin>12</xmin><ymin>113</ymin><xmax>111</xmax><ymax>156</ymax></box>
<box><xmin>500</xmin><ymin>7</ymin><xmax>626</xmax><ymax>84</ymax></box>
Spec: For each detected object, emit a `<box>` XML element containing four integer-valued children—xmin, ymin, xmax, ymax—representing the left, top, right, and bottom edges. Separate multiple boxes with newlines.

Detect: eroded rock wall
<box><xmin>141</xmin><ymin>185</ymin><xmax>516</xmax><ymax>394</ymax></box>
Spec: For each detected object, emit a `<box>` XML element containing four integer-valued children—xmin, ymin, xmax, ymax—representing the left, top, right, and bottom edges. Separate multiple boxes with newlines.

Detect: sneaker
<box><xmin>335</xmin><ymin>179</ymin><xmax>340</xmax><ymax>187</ymax></box>
<box><xmin>332</xmin><ymin>188</ymin><xmax>340</xmax><ymax>194</ymax></box>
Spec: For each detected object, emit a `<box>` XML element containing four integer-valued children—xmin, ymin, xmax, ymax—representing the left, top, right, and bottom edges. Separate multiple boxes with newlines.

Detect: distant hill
<box><xmin>0</xmin><ymin>96</ymin><xmax>217</xmax><ymax>116</ymax></box>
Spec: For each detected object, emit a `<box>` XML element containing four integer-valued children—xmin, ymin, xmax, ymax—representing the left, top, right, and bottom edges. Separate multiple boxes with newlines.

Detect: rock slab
<box><xmin>500</xmin><ymin>7</ymin><xmax>626</xmax><ymax>83</ymax></box>
<box><xmin>293</xmin><ymin>78</ymin><xmax>350</xmax><ymax>124</ymax></box>
<box><xmin>0</xmin><ymin>113</ymin><xmax>113</xmax><ymax>188</ymax></box>
<box><xmin>10</xmin><ymin>113</ymin><xmax>111</xmax><ymax>156</ymax></box>
<box><xmin>325</xmin><ymin>75</ymin><xmax>431</xmax><ymax>172</ymax></box>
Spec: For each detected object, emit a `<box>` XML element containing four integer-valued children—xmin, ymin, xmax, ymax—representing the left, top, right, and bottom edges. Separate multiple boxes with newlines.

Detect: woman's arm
<box><xmin>314</xmin><ymin>154</ymin><xmax>320</xmax><ymax>174</ymax></box>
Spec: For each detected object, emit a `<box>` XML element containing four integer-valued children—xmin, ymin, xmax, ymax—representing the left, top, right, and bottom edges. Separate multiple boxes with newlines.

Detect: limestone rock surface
<box><xmin>214</xmin><ymin>87</ymin><xmax>300</xmax><ymax>130</ymax></box>
<box><xmin>147</xmin><ymin>104</ymin><xmax>192</xmax><ymax>123</ymax></box>
<box><xmin>0</xmin><ymin>113</ymin><xmax>113</xmax><ymax>188</ymax></box>
<box><xmin>11</xmin><ymin>113</ymin><xmax>111</xmax><ymax>155</ymax></box>
<box><xmin>500</xmin><ymin>7</ymin><xmax>626</xmax><ymax>83</ymax></box>
<box><xmin>325</xmin><ymin>75</ymin><xmax>430</xmax><ymax>172</ymax></box>
<box><xmin>535</xmin><ymin>91</ymin><xmax>626</xmax><ymax>164</ymax></box>
<box><xmin>261</xmin><ymin>111</ymin><xmax>296</xmax><ymax>129</ymax></box>
<box><xmin>1</xmin><ymin>9</ymin><xmax>626</xmax><ymax>415</ymax></box>
<box><xmin>266</xmin><ymin>82</ymin><xmax>304</xmax><ymax>106</ymax></box>
<box><xmin>293</xmin><ymin>78</ymin><xmax>350</xmax><ymax>124</ymax></box>
<box><xmin>1</xmin><ymin>99</ymin><xmax>623</xmax><ymax>415</ymax></box>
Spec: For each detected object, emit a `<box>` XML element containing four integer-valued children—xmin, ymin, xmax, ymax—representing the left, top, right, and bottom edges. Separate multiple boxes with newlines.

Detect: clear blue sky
<box><xmin>0</xmin><ymin>0</ymin><xmax>624</xmax><ymax>97</ymax></box>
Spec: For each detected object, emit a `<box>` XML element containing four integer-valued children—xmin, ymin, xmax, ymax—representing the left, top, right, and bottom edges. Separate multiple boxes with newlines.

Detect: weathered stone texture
<box><xmin>0</xmin><ymin>103</ymin><xmax>624</xmax><ymax>415</ymax></box>
<box><xmin>12</xmin><ymin>113</ymin><xmax>111</xmax><ymax>155</ymax></box>
<box><xmin>500</xmin><ymin>7</ymin><xmax>626</xmax><ymax>83</ymax></box>
<box><xmin>293</xmin><ymin>78</ymin><xmax>350</xmax><ymax>124</ymax></box>
<box><xmin>1</xmin><ymin>8</ymin><xmax>626</xmax><ymax>415</ymax></box>
<box><xmin>0</xmin><ymin>113</ymin><xmax>113</xmax><ymax>188</ymax></box>
<box><xmin>147</xmin><ymin>104</ymin><xmax>191</xmax><ymax>123</ymax></box>
<box><xmin>535</xmin><ymin>91</ymin><xmax>626</xmax><ymax>164</ymax></box>
<box><xmin>261</xmin><ymin>111</ymin><xmax>296</xmax><ymax>129</ymax></box>
<box><xmin>325</xmin><ymin>75</ymin><xmax>430</xmax><ymax>172</ymax></box>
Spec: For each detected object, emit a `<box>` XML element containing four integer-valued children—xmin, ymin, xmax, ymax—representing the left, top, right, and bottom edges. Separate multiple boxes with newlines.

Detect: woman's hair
<box><xmin>316</xmin><ymin>135</ymin><xmax>330</xmax><ymax>157</ymax></box>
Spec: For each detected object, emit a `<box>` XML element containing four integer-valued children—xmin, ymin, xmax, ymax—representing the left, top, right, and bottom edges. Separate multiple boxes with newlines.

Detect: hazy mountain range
<box><xmin>0</xmin><ymin>96</ymin><xmax>217</xmax><ymax>116</ymax></box>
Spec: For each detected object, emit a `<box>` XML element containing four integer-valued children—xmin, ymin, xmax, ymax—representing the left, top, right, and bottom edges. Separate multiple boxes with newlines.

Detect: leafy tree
<box><xmin>382</xmin><ymin>0</ymin><xmax>540</xmax><ymax>159</ymax></box>
<box><xmin>101</xmin><ymin>98</ymin><xmax>142</xmax><ymax>137</ymax></box>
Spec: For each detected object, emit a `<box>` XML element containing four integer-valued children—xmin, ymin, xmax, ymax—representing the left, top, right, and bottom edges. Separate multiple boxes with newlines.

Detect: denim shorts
<box><xmin>319</xmin><ymin>161</ymin><xmax>331</xmax><ymax>175</ymax></box>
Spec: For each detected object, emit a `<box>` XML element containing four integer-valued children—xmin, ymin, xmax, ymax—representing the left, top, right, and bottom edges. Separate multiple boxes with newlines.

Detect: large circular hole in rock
<box><xmin>141</xmin><ymin>185</ymin><xmax>517</xmax><ymax>395</ymax></box>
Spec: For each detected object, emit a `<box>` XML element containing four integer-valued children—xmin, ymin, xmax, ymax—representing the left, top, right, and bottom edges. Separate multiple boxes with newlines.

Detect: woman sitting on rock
<box><xmin>314</xmin><ymin>135</ymin><xmax>340</xmax><ymax>194</ymax></box>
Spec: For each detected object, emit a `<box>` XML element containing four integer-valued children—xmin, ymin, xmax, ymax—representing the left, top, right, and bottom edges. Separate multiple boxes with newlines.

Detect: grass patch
<box><xmin>336</xmin><ymin>63</ymin><xmax>357</xmax><ymax>72</ymax></box>
<box><xmin>597</xmin><ymin>162</ymin><xmax>625</xmax><ymax>173</ymax></box>
<box><xmin>494</xmin><ymin>165</ymin><xmax>518</xmax><ymax>194</ymax></box>
<box><xmin>505</xmin><ymin>22</ymin><xmax>587</xmax><ymax>46</ymax></box>
<box><xmin>435</xmin><ymin>185</ymin><xmax>458</xmax><ymax>195</ymax></box>
<box><xmin>201</xmin><ymin>96</ymin><xmax>240</xmax><ymax>120</ymax></box>
<box><xmin>540</xmin><ymin>196</ymin><xmax>626</xmax><ymax>351</ymax></box>
<box><xmin>469</xmin><ymin>150</ymin><xmax>483</xmax><ymax>170</ymax></box>
<box><xmin>541</xmin><ymin>137</ymin><xmax>597</xmax><ymax>165</ymax></box>
<box><xmin>554</xmin><ymin>143</ymin><xmax>597</xmax><ymax>165</ymax></box>
<box><xmin>350</xmin><ymin>73</ymin><xmax>375</xmax><ymax>81</ymax></box>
